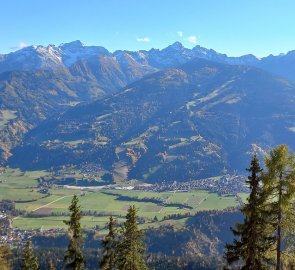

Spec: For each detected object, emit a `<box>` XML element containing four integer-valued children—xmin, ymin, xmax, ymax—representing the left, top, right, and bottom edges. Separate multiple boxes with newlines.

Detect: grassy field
<box><xmin>13</xmin><ymin>216</ymin><xmax>126</xmax><ymax>230</ymax></box>
<box><xmin>0</xmin><ymin>168</ymin><xmax>49</xmax><ymax>201</ymax></box>
<box><xmin>13</xmin><ymin>215</ymin><xmax>188</xmax><ymax>231</ymax></box>
<box><xmin>0</xmin><ymin>110</ymin><xmax>17</xmax><ymax>130</ymax></box>
<box><xmin>1</xmin><ymin>167</ymin><xmax>240</xmax><ymax>230</ymax></box>
<box><xmin>16</xmin><ymin>189</ymin><xmax>237</xmax><ymax>217</ymax></box>
<box><xmin>237</xmin><ymin>192</ymin><xmax>249</xmax><ymax>203</ymax></box>
<box><xmin>12</xmin><ymin>189</ymin><xmax>238</xmax><ymax>230</ymax></box>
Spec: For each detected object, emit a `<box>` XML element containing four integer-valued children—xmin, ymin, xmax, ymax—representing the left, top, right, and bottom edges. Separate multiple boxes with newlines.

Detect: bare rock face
<box><xmin>0</xmin><ymin>118</ymin><xmax>31</xmax><ymax>161</ymax></box>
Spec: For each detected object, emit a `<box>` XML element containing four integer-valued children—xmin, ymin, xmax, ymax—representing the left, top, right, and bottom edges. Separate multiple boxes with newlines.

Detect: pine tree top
<box><xmin>21</xmin><ymin>240</ymin><xmax>39</xmax><ymax>270</ymax></box>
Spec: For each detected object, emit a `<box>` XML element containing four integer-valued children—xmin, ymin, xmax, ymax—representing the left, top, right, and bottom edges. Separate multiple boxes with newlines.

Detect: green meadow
<box><xmin>12</xmin><ymin>189</ymin><xmax>238</xmax><ymax>230</ymax></box>
<box><xmin>0</xmin><ymin>110</ymin><xmax>17</xmax><ymax>130</ymax></box>
<box><xmin>1</xmin><ymin>168</ymin><xmax>242</xmax><ymax>230</ymax></box>
<box><xmin>0</xmin><ymin>168</ymin><xmax>48</xmax><ymax>201</ymax></box>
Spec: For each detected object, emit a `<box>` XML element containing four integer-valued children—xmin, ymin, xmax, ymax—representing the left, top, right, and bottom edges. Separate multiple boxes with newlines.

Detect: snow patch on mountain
<box><xmin>1</xmin><ymin>40</ymin><xmax>295</xmax><ymax>83</ymax></box>
<box><xmin>60</xmin><ymin>40</ymin><xmax>111</xmax><ymax>66</ymax></box>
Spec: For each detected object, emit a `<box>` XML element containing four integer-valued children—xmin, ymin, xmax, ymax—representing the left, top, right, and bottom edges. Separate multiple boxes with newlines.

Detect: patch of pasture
<box><xmin>0</xmin><ymin>168</ymin><xmax>46</xmax><ymax>188</ymax></box>
<box><xmin>13</xmin><ymin>216</ymin><xmax>126</xmax><ymax>230</ymax></box>
<box><xmin>237</xmin><ymin>192</ymin><xmax>249</xmax><ymax>203</ymax></box>
<box><xmin>0</xmin><ymin>110</ymin><xmax>17</xmax><ymax>130</ymax></box>
<box><xmin>12</xmin><ymin>188</ymin><xmax>238</xmax><ymax>230</ymax></box>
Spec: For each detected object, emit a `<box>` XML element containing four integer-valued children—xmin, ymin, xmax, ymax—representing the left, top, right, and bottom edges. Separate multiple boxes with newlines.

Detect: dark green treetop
<box><xmin>21</xmin><ymin>240</ymin><xmax>39</xmax><ymax>270</ymax></box>
<box><xmin>100</xmin><ymin>216</ymin><xmax>117</xmax><ymax>270</ymax></box>
<box><xmin>225</xmin><ymin>155</ymin><xmax>273</xmax><ymax>269</ymax></box>
<box><xmin>63</xmin><ymin>194</ymin><xmax>85</xmax><ymax>270</ymax></box>
<box><xmin>116</xmin><ymin>205</ymin><xmax>148</xmax><ymax>270</ymax></box>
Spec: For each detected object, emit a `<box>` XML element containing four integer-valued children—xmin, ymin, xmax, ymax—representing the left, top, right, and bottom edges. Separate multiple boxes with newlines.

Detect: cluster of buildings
<box><xmin>0</xmin><ymin>212</ymin><xmax>64</xmax><ymax>247</ymax></box>
<box><xmin>136</xmin><ymin>174</ymin><xmax>249</xmax><ymax>196</ymax></box>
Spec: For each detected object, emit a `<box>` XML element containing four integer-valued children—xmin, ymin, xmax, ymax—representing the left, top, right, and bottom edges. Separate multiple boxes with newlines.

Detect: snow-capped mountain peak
<box><xmin>59</xmin><ymin>40</ymin><xmax>110</xmax><ymax>66</ymax></box>
<box><xmin>0</xmin><ymin>41</ymin><xmax>295</xmax><ymax>83</ymax></box>
<box><xmin>59</xmin><ymin>40</ymin><xmax>84</xmax><ymax>50</ymax></box>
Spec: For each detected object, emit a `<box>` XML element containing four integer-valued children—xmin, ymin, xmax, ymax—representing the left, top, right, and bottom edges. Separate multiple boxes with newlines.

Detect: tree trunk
<box><xmin>276</xmin><ymin>174</ymin><xmax>283</xmax><ymax>270</ymax></box>
<box><xmin>276</xmin><ymin>217</ymin><xmax>281</xmax><ymax>270</ymax></box>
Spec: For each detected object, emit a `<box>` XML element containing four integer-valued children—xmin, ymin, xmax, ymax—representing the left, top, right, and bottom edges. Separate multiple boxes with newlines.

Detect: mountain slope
<box><xmin>0</xmin><ymin>43</ymin><xmax>158</xmax><ymax>161</ymax></box>
<box><xmin>0</xmin><ymin>68</ymin><xmax>104</xmax><ymax>160</ymax></box>
<box><xmin>10</xmin><ymin>59</ymin><xmax>295</xmax><ymax>182</ymax></box>
<box><xmin>255</xmin><ymin>51</ymin><xmax>295</xmax><ymax>82</ymax></box>
<box><xmin>2</xmin><ymin>41</ymin><xmax>295</xmax><ymax>165</ymax></box>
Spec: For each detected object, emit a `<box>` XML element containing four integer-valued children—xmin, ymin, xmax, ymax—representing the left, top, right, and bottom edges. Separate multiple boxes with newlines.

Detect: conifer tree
<box><xmin>100</xmin><ymin>216</ymin><xmax>117</xmax><ymax>270</ymax></box>
<box><xmin>0</xmin><ymin>216</ymin><xmax>11</xmax><ymax>270</ymax></box>
<box><xmin>116</xmin><ymin>205</ymin><xmax>148</xmax><ymax>270</ymax></box>
<box><xmin>48</xmin><ymin>259</ymin><xmax>55</xmax><ymax>270</ymax></box>
<box><xmin>225</xmin><ymin>155</ymin><xmax>273</xmax><ymax>269</ymax></box>
<box><xmin>63</xmin><ymin>195</ymin><xmax>85</xmax><ymax>270</ymax></box>
<box><xmin>262</xmin><ymin>144</ymin><xmax>295</xmax><ymax>270</ymax></box>
<box><xmin>21</xmin><ymin>240</ymin><xmax>39</xmax><ymax>270</ymax></box>
<box><xmin>0</xmin><ymin>244</ymin><xmax>11</xmax><ymax>270</ymax></box>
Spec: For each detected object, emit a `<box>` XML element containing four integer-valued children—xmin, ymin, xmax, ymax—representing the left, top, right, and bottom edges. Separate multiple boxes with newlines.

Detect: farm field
<box><xmin>0</xmin><ymin>168</ymin><xmax>49</xmax><ymax>201</ymax></box>
<box><xmin>237</xmin><ymin>192</ymin><xmax>249</xmax><ymax>203</ymax></box>
<box><xmin>1</xmin><ymin>167</ymin><xmax>242</xmax><ymax>230</ymax></box>
<box><xmin>13</xmin><ymin>215</ymin><xmax>188</xmax><ymax>231</ymax></box>
<box><xmin>0</xmin><ymin>110</ymin><xmax>17</xmax><ymax>130</ymax></box>
<box><xmin>12</xmin><ymin>189</ymin><xmax>239</xmax><ymax>230</ymax></box>
<box><xmin>13</xmin><ymin>216</ymin><xmax>126</xmax><ymax>230</ymax></box>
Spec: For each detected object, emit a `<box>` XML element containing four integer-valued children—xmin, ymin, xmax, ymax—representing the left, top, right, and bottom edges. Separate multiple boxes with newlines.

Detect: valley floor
<box><xmin>0</xmin><ymin>167</ymin><xmax>245</xmax><ymax>232</ymax></box>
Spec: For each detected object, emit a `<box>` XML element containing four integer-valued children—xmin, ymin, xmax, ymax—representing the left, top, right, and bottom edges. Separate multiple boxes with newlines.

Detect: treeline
<box><xmin>102</xmin><ymin>192</ymin><xmax>193</xmax><ymax>209</ymax></box>
<box><xmin>225</xmin><ymin>144</ymin><xmax>295</xmax><ymax>269</ymax></box>
<box><xmin>0</xmin><ymin>200</ymin><xmax>24</xmax><ymax>216</ymax></box>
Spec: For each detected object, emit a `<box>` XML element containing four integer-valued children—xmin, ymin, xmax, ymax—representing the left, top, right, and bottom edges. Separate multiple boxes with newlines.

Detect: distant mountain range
<box><xmin>2</xmin><ymin>41</ymin><xmax>295</xmax><ymax>182</ymax></box>
<box><xmin>2</xmin><ymin>40</ymin><xmax>295</xmax><ymax>81</ymax></box>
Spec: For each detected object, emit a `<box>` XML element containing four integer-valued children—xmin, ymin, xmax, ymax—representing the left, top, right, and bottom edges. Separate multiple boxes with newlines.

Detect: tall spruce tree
<box><xmin>21</xmin><ymin>240</ymin><xmax>39</xmax><ymax>270</ymax></box>
<box><xmin>225</xmin><ymin>155</ymin><xmax>273</xmax><ymax>269</ymax></box>
<box><xmin>48</xmin><ymin>259</ymin><xmax>55</xmax><ymax>270</ymax></box>
<box><xmin>63</xmin><ymin>195</ymin><xmax>85</xmax><ymax>270</ymax></box>
<box><xmin>100</xmin><ymin>216</ymin><xmax>117</xmax><ymax>270</ymax></box>
<box><xmin>0</xmin><ymin>216</ymin><xmax>10</xmax><ymax>270</ymax></box>
<box><xmin>262</xmin><ymin>144</ymin><xmax>295</xmax><ymax>270</ymax></box>
<box><xmin>0</xmin><ymin>244</ymin><xmax>11</xmax><ymax>270</ymax></box>
<box><xmin>116</xmin><ymin>205</ymin><xmax>148</xmax><ymax>270</ymax></box>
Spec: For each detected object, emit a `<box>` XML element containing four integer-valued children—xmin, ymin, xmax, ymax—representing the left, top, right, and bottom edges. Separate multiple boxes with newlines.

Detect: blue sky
<box><xmin>1</xmin><ymin>0</ymin><xmax>295</xmax><ymax>56</ymax></box>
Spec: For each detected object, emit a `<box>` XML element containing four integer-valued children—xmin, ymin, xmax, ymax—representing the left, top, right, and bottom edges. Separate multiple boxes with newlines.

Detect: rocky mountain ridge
<box><xmin>2</xmin><ymin>40</ymin><xmax>295</xmax><ymax>82</ymax></box>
